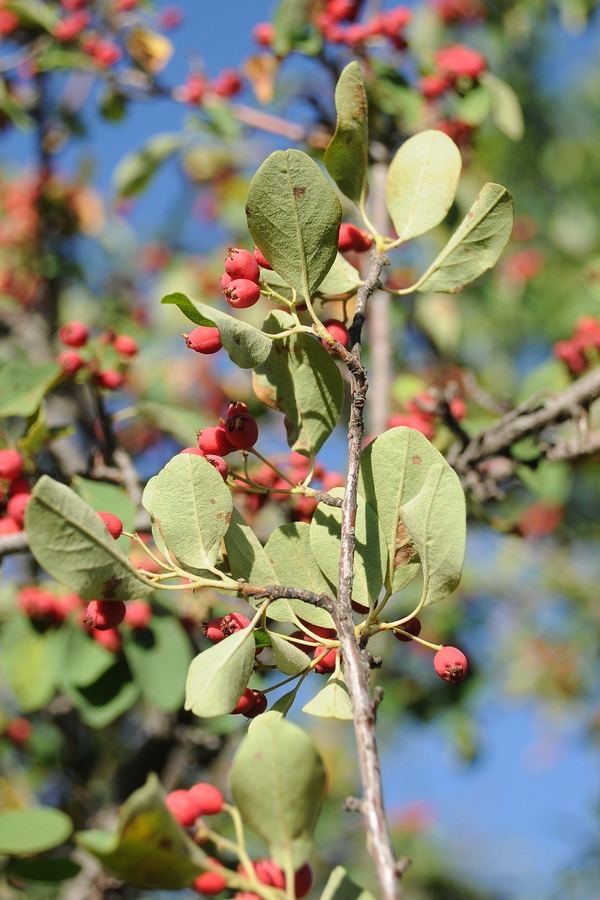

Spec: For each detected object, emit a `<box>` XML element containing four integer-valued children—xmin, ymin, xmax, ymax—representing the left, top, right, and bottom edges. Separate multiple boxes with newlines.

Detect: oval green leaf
<box><xmin>316</xmin><ymin>253</ymin><xmax>363</xmax><ymax>296</ymax></box>
<box><xmin>124</xmin><ymin>615</ymin><xmax>193</xmax><ymax>712</ymax></box>
<box><xmin>0</xmin><ymin>616</ymin><xmax>62</xmax><ymax>711</ymax></box>
<box><xmin>324</xmin><ymin>61</ymin><xmax>369</xmax><ymax>205</ymax></box>
<box><xmin>302</xmin><ymin>673</ymin><xmax>353</xmax><ymax>720</ymax></box>
<box><xmin>416</xmin><ymin>183</ymin><xmax>514</xmax><ymax>294</ymax></box>
<box><xmin>246</xmin><ymin>149</ymin><xmax>342</xmax><ymax>299</ymax></box>
<box><xmin>0</xmin><ymin>361</ymin><xmax>60</xmax><ymax>418</ymax></box>
<box><xmin>385</xmin><ymin>130</ymin><xmax>462</xmax><ymax>243</ymax></box>
<box><xmin>0</xmin><ymin>808</ymin><xmax>72</xmax><ymax>856</ymax></box>
<box><xmin>265</xmin><ymin>522</ymin><xmax>335</xmax><ymax>628</ymax></box>
<box><xmin>224</xmin><ymin>506</ymin><xmax>277</xmax><ymax>586</ymax></box>
<box><xmin>481</xmin><ymin>72</ymin><xmax>524</xmax><ymax>141</ymax></box>
<box><xmin>25</xmin><ymin>476</ymin><xmax>153</xmax><ymax>601</ymax></box>
<box><xmin>185</xmin><ymin>626</ymin><xmax>256</xmax><ymax>717</ymax></box>
<box><xmin>268</xmin><ymin>630</ymin><xmax>312</xmax><ymax>676</ymax></box>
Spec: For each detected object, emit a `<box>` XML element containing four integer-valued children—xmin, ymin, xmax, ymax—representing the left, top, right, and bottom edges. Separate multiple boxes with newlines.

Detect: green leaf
<box><xmin>65</xmin><ymin>655</ymin><xmax>140</xmax><ymax>729</ymax></box>
<box><xmin>113</xmin><ymin>133</ymin><xmax>185</xmax><ymax>198</ymax></box>
<box><xmin>253</xmin><ymin>310</ymin><xmax>344</xmax><ymax>456</ymax></box>
<box><xmin>481</xmin><ymin>72</ymin><xmax>524</xmax><ymax>141</ymax></box>
<box><xmin>324</xmin><ymin>62</ymin><xmax>369</xmax><ymax>205</ymax></box>
<box><xmin>416</xmin><ymin>183</ymin><xmax>514</xmax><ymax>294</ymax></box>
<box><xmin>72</xmin><ymin>476</ymin><xmax>136</xmax><ymax>535</ymax></box>
<box><xmin>162</xmin><ymin>292</ymin><xmax>272</xmax><ymax>369</ymax></box>
<box><xmin>400</xmin><ymin>463</ymin><xmax>465</xmax><ymax>606</ymax></box>
<box><xmin>272</xmin><ymin>0</ymin><xmax>322</xmax><ymax>56</ymax></box>
<box><xmin>0</xmin><ymin>616</ymin><xmax>61</xmax><ymax>711</ymax></box>
<box><xmin>385</xmin><ymin>130</ymin><xmax>462</xmax><ymax>243</ymax></box>
<box><xmin>316</xmin><ymin>253</ymin><xmax>363</xmax><ymax>296</ymax></box>
<box><xmin>0</xmin><ymin>77</ymin><xmax>34</xmax><ymax>130</ymax></box>
<box><xmin>319</xmin><ymin>866</ymin><xmax>376</xmax><ymax>900</ymax></box>
<box><xmin>268</xmin><ymin>630</ymin><xmax>312</xmax><ymax>676</ymax></box>
<box><xmin>6</xmin><ymin>0</ymin><xmax>58</xmax><ymax>30</ymax></box>
<box><xmin>230</xmin><ymin>716</ymin><xmax>327</xmax><ymax>870</ymax></box>
<box><xmin>25</xmin><ymin>476</ymin><xmax>153</xmax><ymax>601</ymax></box>
<box><xmin>517</xmin><ymin>460</ymin><xmax>572</xmax><ymax>504</ymax></box>
<box><xmin>185</xmin><ymin>626</ymin><xmax>256</xmax><ymax>717</ymax></box>
<box><xmin>141</xmin><ymin>475</ymin><xmax>169</xmax><ymax>557</ymax></box>
<box><xmin>135</xmin><ymin>400</ymin><xmax>204</xmax><ymax>447</ymax></box>
<box><xmin>302</xmin><ymin>673</ymin><xmax>353</xmax><ymax>720</ymax></box>
<box><xmin>224</xmin><ymin>507</ymin><xmax>277</xmax><ymax>585</ymax></box>
<box><xmin>454</xmin><ymin>84</ymin><xmax>492</xmax><ymax>126</ymax></box>
<box><xmin>18</xmin><ymin>405</ymin><xmax>74</xmax><ymax>456</ymax></box>
<box><xmin>246</xmin><ymin>149</ymin><xmax>342</xmax><ymax>299</ymax></box>
<box><xmin>358</xmin><ymin>426</ymin><xmax>446</xmax><ymax>594</ymax></box>
<box><xmin>265</xmin><ymin>522</ymin><xmax>335</xmax><ymax>629</ymax></box>
<box><xmin>0</xmin><ymin>808</ymin><xmax>72</xmax><ymax>856</ymax></box>
<box><xmin>76</xmin><ymin>773</ymin><xmax>206</xmax><ymax>889</ymax></box>
<box><xmin>7</xmin><ymin>858</ymin><xmax>81</xmax><ymax>883</ymax></box>
<box><xmin>37</xmin><ymin>48</ymin><xmax>95</xmax><ymax>71</ymax></box>
<box><xmin>0</xmin><ymin>361</ymin><xmax>60</xmax><ymax>418</ymax></box>
<box><xmin>124</xmin><ymin>615</ymin><xmax>192</xmax><ymax>712</ymax></box>
<box><xmin>270</xmin><ymin>688</ymin><xmax>298</xmax><ymax>717</ymax></box>
<box><xmin>152</xmin><ymin>454</ymin><xmax>232</xmax><ymax>571</ymax></box>
<box><xmin>59</xmin><ymin>622</ymin><xmax>116</xmax><ymax>689</ymax></box>
<box><xmin>310</xmin><ymin>489</ymin><xmax>387</xmax><ymax>610</ymax></box>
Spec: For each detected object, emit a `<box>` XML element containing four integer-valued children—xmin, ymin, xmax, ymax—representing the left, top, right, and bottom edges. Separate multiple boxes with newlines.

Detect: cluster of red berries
<box><xmin>51</xmin><ymin>0</ymin><xmax>124</xmax><ymax>68</ymax></box>
<box><xmin>179</xmin><ymin>402</ymin><xmax>260</xmax><ymax>483</ymax></box>
<box><xmin>58</xmin><ymin>321</ymin><xmax>138</xmax><ymax>388</ymax></box>
<box><xmin>420</xmin><ymin>44</ymin><xmax>487</xmax><ymax>100</ymax></box>
<box><xmin>174</xmin><ymin>68</ymin><xmax>243</xmax><ymax>106</ymax></box>
<box><xmin>338</xmin><ymin>221</ymin><xmax>373</xmax><ymax>255</ymax></box>
<box><xmin>220</xmin><ymin>247</ymin><xmax>264</xmax><ymax>309</ymax></box>
<box><xmin>387</xmin><ymin>391</ymin><xmax>467</xmax><ymax>442</ymax></box>
<box><xmin>0</xmin><ymin>448</ymin><xmax>30</xmax><ymax>535</ymax></box>
<box><xmin>433</xmin><ymin>0</ymin><xmax>485</xmax><ymax>24</ymax></box>
<box><xmin>553</xmin><ymin>316</ymin><xmax>600</xmax><ymax>375</ymax></box>
<box><xmin>289</xmin><ymin>622</ymin><xmax>338</xmax><ymax>674</ymax></box>
<box><xmin>166</xmin><ymin>781</ymin><xmax>224</xmax><ymax>829</ymax></box>
<box><xmin>202</xmin><ymin>613</ymin><xmax>268</xmax><ymax>717</ymax></box>
<box><xmin>191</xmin><ymin>856</ymin><xmax>313</xmax><ymax>898</ymax></box>
<box><xmin>315</xmin><ymin>3</ymin><xmax>411</xmax><ymax>50</ymax></box>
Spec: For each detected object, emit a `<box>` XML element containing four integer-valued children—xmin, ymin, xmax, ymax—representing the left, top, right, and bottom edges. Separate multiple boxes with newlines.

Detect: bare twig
<box><xmin>366</xmin><ymin>157</ymin><xmax>392</xmax><ymax>437</ymax></box>
<box><xmin>0</xmin><ymin>531</ymin><xmax>29</xmax><ymax>559</ymax></box>
<box><xmin>241</xmin><ymin>583</ymin><xmax>335</xmax><ymax>614</ymax></box>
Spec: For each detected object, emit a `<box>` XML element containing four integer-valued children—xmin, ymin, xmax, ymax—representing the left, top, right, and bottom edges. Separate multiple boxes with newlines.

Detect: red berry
<box><xmin>114</xmin><ymin>334</ymin><xmax>138</xmax><ymax>356</ymax></box>
<box><xmin>0</xmin><ymin>9</ymin><xmax>19</xmax><ymax>35</ymax></box>
<box><xmin>91</xmin><ymin>39</ymin><xmax>122</xmax><ymax>67</ymax></box>
<box><xmin>0</xmin><ymin>517</ymin><xmax>19</xmax><ymax>535</ymax></box>
<box><xmin>298</xmin><ymin>621</ymin><xmax>337</xmax><ymax>641</ymax></box>
<box><xmin>58</xmin><ymin>350</ymin><xmax>84</xmax><ymax>375</ymax></box>
<box><xmin>252</xmin><ymin>22</ymin><xmax>274</xmax><ymax>46</ymax></box>
<box><xmin>181</xmin><ymin>447</ymin><xmax>206</xmax><ymax>456</ymax></box>
<box><xmin>220</xmin><ymin>272</ymin><xmax>232</xmax><ymax>291</ymax></box>
<box><xmin>6</xmin><ymin>717</ymin><xmax>32</xmax><ymax>746</ymax></box>
<box><xmin>435</xmin><ymin>44</ymin><xmax>487</xmax><ymax>81</ymax></box>
<box><xmin>18</xmin><ymin>586</ymin><xmax>56</xmax><ymax>620</ymax></box>
<box><xmin>449</xmin><ymin>397</ymin><xmax>467</xmax><ymax>421</ymax></box>
<box><xmin>59</xmin><ymin>321</ymin><xmax>89</xmax><ymax>347</ymax></box>
<box><xmin>97</xmin><ymin>369</ymin><xmax>125</xmax><ymax>390</ymax></box>
<box><xmin>321</xmin><ymin>319</ymin><xmax>350</xmax><ymax>349</ymax></box>
<box><xmin>243</xmin><ymin>691</ymin><xmax>267</xmax><ymax>718</ymax></box>
<box><xmin>227</xmin><ymin>401</ymin><xmax>248</xmax><ymax>417</ymax></box>
<box><xmin>188</xmin><ymin>783</ymin><xmax>224</xmax><ymax>816</ymax></box>
<box><xmin>205</xmin><ymin>454</ymin><xmax>229</xmax><ymax>481</ymax></box>
<box><xmin>294</xmin><ymin>864</ymin><xmax>313</xmax><ymax>898</ymax></box>
<box><xmin>313</xmin><ymin>646</ymin><xmax>337</xmax><ymax>674</ymax></box>
<box><xmin>86</xmin><ymin>599</ymin><xmax>126</xmax><ymax>630</ymax></box>
<box><xmin>254</xmin><ymin>860</ymin><xmax>285</xmax><ymax>889</ymax></box>
<box><xmin>92</xmin><ymin>627</ymin><xmax>122</xmax><ymax>652</ymax></box>
<box><xmin>253</xmin><ymin>246</ymin><xmax>272</xmax><ymax>270</ymax></box>
<box><xmin>6</xmin><ymin>492</ymin><xmax>30</xmax><ymax>529</ymax></box>
<box><xmin>53</xmin><ymin>10</ymin><xmax>90</xmax><ymax>41</ymax></box>
<box><xmin>165</xmin><ymin>790</ymin><xmax>199</xmax><ymax>828</ymax></box>
<box><xmin>212</xmin><ymin>68</ymin><xmax>243</xmax><ymax>98</ymax></box>
<box><xmin>97</xmin><ymin>511</ymin><xmax>123</xmax><ymax>539</ymax></box>
<box><xmin>433</xmin><ymin>646</ymin><xmax>468</xmax><ymax>682</ymax></box>
<box><xmin>232</xmin><ymin>687</ymin><xmax>256</xmax><ymax>715</ymax></box>
<box><xmin>203</xmin><ymin>613</ymin><xmax>251</xmax><ymax>642</ymax></box>
<box><xmin>224</xmin><ymin>413</ymin><xmax>259</xmax><ymax>450</ymax></box>
<box><xmin>224</xmin><ymin>279</ymin><xmax>261</xmax><ymax>309</ymax></box>
<box><xmin>338</xmin><ymin>222</ymin><xmax>373</xmax><ymax>253</ymax></box>
<box><xmin>0</xmin><ymin>449</ymin><xmax>23</xmax><ymax>482</ymax></box>
<box><xmin>393</xmin><ymin>617</ymin><xmax>422</xmax><ymax>642</ymax></box>
<box><xmin>124</xmin><ymin>600</ymin><xmax>152</xmax><ymax>629</ymax></box>
<box><xmin>225</xmin><ymin>248</ymin><xmax>260</xmax><ymax>283</ymax></box>
<box><xmin>185</xmin><ymin>326</ymin><xmax>222</xmax><ymax>355</ymax></box>
<box><xmin>192</xmin><ymin>862</ymin><xmax>227</xmax><ymax>895</ymax></box>
<box><xmin>198</xmin><ymin>426</ymin><xmax>234</xmax><ymax>457</ymax></box>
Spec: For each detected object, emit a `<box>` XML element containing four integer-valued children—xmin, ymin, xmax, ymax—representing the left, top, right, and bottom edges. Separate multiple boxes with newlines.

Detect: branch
<box><xmin>0</xmin><ymin>531</ymin><xmax>29</xmax><ymax>559</ymax></box>
<box><xmin>240</xmin><ymin>584</ymin><xmax>335</xmax><ymax>614</ymax></box>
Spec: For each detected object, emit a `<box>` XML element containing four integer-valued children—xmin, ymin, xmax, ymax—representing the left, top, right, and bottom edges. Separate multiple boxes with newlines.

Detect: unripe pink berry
<box><xmin>6</xmin><ymin>492</ymin><xmax>30</xmax><ymax>529</ymax></box>
<box><xmin>252</xmin><ymin>21</ymin><xmax>274</xmax><ymax>46</ymax></box>
<box><xmin>338</xmin><ymin>222</ymin><xmax>373</xmax><ymax>253</ymax></box>
<box><xmin>58</xmin><ymin>350</ymin><xmax>84</xmax><ymax>375</ymax></box>
<box><xmin>393</xmin><ymin>617</ymin><xmax>422</xmax><ymax>642</ymax></box>
<box><xmin>253</xmin><ymin>246</ymin><xmax>272</xmax><ymax>270</ymax></box>
<box><xmin>92</xmin><ymin>627</ymin><xmax>122</xmax><ymax>652</ymax></box>
<box><xmin>97</xmin><ymin>511</ymin><xmax>123</xmax><ymax>539</ymax></box>
<box><xmin>114</xmin><ymin>334</ymin><xmax>138</xmax><ymax>356</ymax></box>
<box><xmin>59</xmin><ymin>321</ymin><xmax>89</xmax><ymax>347</ymax></box>
<box><xmin>313</xmin><ymin>646</ymin><xmax>337</xmax><ymax>674</ymax></box>
<box><xmin>0</xmin><ymin>517</ymin><xmax>19</xmax><ymax>535</ymax></box>
<box><xmin>198</xmin><ymin>426</ymin><xmax>234</xmax><ymax>457</ymax></box>
<box><xmin>6</xmin><ymin>717</ymin><xmax>32</xmax><ymax>746</ymax></box>
<box><xmin>165</xmin><ymin>790</ymin><xmax>198</xmax><ymax>828</ymax></box>
<box><xmin>203</xmin><ymin>613</ymin><xmax>251</xmax><ymax>642</ymax></box>
<box><xmin>86</xmin><ymin>600</ymin><xmax>126</xmax><ymax>630</ymax></box>
<box><xmin>205</xmin><ymin>454</ymin><xmax>229</xmax><ymax>481</ymax></box>
<box><xmin>321</xmin><ymin>319</ymin><xmax>350</xmax><ymax>349</ymax></box>
<box><xmin>224</xmin><ymin>412</ymin><xmax>259</xmax><ymax>450</ymax></box>
<box><xmin>124</xmin><ymin>600</ymin><xmax>152</xmax><ymax>629</ymax></box>
<box><xmin>232</xmin><ymin>687</ymin><xmax>256</xmax><ymax>715</ymax></box>
<box><xmin>224</xmin><ymin>279</ymin><xmax>261</xmax><ymax>309</ymax></box>
<box><xmin>433</xmin><ymin>646</ymin><xmax>468</xmax><ymax>682</ymax></box>
<box><xmin>188</xmin><ymin>783</ymin><xmax>224</xmax><ymax>816</ymax></box>
<box><xmin>0</xmin><ymin>449</ymin><xmax>23</xmax><ymax>482</ymax></box>
<box><xmin>225</xmin><ymin>248</ymin><xmax>260</xmax><ymax>283</ymax></box>
<box><xmin>184</xmin><ymin>326</ymin><xmax>222</xmax><ymax>354</ymax></box>
<box><xmin>181</xmin><ymin>447</ymin><xmax>206</xmax><ymax>456</ymax></box>
<box><xmin>192</xmin><ymin>862</ymin><xmax>227</xmax><ymax>895</ymax></box>
<box><xmin>243</xmin><ymin>691</ymin><xmax>267</xmax><ymax>718</ymax></box>
<box><xmin>97</xmin><ymin>369</ymin><xmax>125</xmax><ymax>390</ymax></box>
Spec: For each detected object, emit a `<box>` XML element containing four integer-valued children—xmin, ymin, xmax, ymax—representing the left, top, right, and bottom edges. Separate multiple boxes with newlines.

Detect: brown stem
<box><xmin>366</xmin><ymin>160</ymin><xmax>392</xmax><ymax>437</ymax></box>
<box><xmin>333</xmin><ymin>251</ymin><xmax>401</xmax><ymax>900</ymax></box>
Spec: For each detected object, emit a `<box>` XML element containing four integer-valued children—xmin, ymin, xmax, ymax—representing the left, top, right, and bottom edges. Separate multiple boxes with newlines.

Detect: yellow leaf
<box><xmin>126</xmin><ymin>28</ymin><xmax>173</xmax><ymax>74</ymax></box>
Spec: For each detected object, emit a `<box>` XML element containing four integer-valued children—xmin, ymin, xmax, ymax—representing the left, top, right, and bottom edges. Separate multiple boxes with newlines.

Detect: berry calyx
<box><xmin>253</xmin><ymin>246</ymin><xmax>272</xmax><ymax>270</ymax></box>
<box><xmin>224</xmin><ymin>412</ymin><xmax>259</xmax><ymax>450</ymax></box>
<box><xmin>198</xmin><ymin>426</ymin><xmax>234</xmax><ymax>457</ymax></box>
<box><xmin>188</xmin><ymin>783</ymin><xmax>224</xmax><ymax>816</ymax></box>
<box><xmin>114</xmin><ymin>334</ymin><xmax>138</xmax><ymax>356</ymax></box>
<box><xmin>433</xmin><ymin>646</ymin><xmax>468</xmax><ymax>682</ymax></box>
<box><xmin>223</xmin><ymin>279</ymin><xmax>261</xmax><ymax>309</ymax></box>
<box><xmin>338</xmin><ymin>222</ymin><xmax>373</xmax><ymax>254</ymax></box>
<box><xmin>321</xmin><ymin>319</ymin><xmax>350</xmax><ymax>349</ymax></box>
<box><xmin>393</xmin><ymin>617</ymin><xmax>422</xmax><ymax>642</ymax></box>
<box><xmin>184</xmin><ymin>326</ymin><xmax>222</xmax><ymax>355</ymax></box>
<box><xmin>6</xmin><ymin>492</ymin><xmax>30</xmax><ymax>529</ymax></box>
<box><xmin>165</xmin><ymin>789</ymin><xmax>199</xmax><ymax>828</ymax></box>
<box><xmin>192</xmin><ymin>861</ymin><xmax>228</xmax><ymax>895</ymax></box>
<box><xmin>227</xmin><ymin>401</ymin><xmax>248</xmax><ymax>417</ymax></box>
<box><xmin>205</xmin><ymin>454</ymin><xmax>229</xmax><ymax>481</ymax></box>
<box><xmin>243</xmin><ymin>691</ymin><xmax>267</xmax><ymax>718</ymax></box>
<box><xmin>58</xmin><ymin>350</ymin><xmax>84</xmax><ymax>375</ymax></box>
<box><xmin>97</xmin><ymin>511</ymin><xmax>123</xmax><ymax>539</ymax></box>
<box><xmin>0</xmin><ymin>449</ymin><xmax>23</xmax><ymax>482</ymax></box>
<box><xmin>203</xmin><ymin>613</ymin><xmax>251</xmax><ymax>642</ymax></box>
<box><xmin>225</xmin><ymin>248</ymin><xmax>260</xmax><ymax>283</ymax></box>
<box><xmin>232</xmin><ymin>687</ymin><xmax>256</xmax><ymax>715</ymax></box>
<box><xmin>59</xmin><ymin>321</ymin><xmax>89</xmax><ymax>347</ymax></box>
<box><xmin>85</xmin><ymin>599</ymin><xmax>126</xmax><ymax>631</ymax></box>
